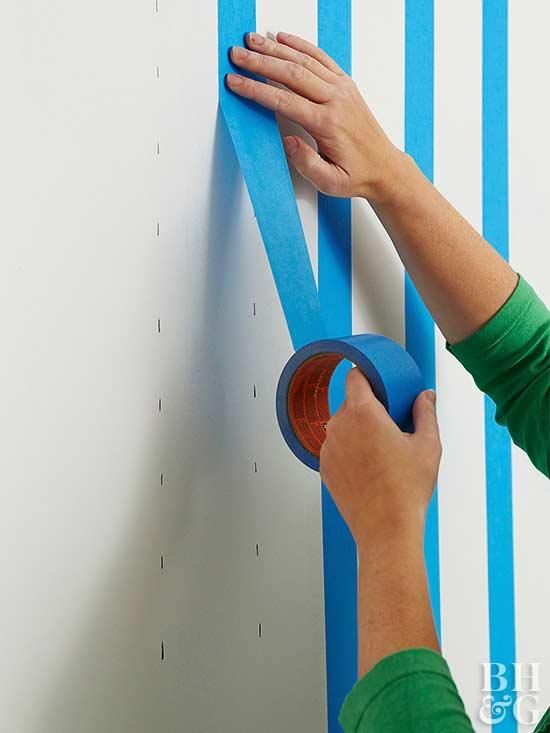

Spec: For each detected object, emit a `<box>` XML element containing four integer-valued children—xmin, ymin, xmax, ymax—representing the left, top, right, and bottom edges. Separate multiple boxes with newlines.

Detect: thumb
<box><xmin>412</xmin><ymin>390</ymin><xmax>440</xmax><ymax>444</ymax></box>
<box><xmin>283</xmin><ymin>135</ymin><xmax>344</xmax><ymax>195</ymax></box>
<box><xmin>345</xmin><ymin>367</ymin><xmax>376</xmax><ymax>406</ymax></box>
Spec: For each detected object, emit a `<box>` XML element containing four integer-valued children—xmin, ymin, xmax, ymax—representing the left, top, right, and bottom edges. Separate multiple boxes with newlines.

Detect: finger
<box><xmin>226</xmin><ymin>74</ymin><xmax>321</xmax><ymax>132</ymax></box>
<box><xmin>276</xmin><ymin>31</ymin><xmax>345</xmax><ymax>76</ymax></box>
<box><xmin>344</xmin><ymin>367</ymin><xmax>376</xmax><ymax>406</ymax></box>
<box><xmin>246</xmin><ymin>32</ymin><xmax>337</xmax><ymax>83</ymax></box>
<box><xmin>230</xmin><ymin>46</ymin><xmax>332</xmax><ymax>103</ymax></box>
<box><xmin>283</xmin><ymin>136</ymin><xmax>348</xmax><ymax>195</ymax></box>
<box><xmin>411</xmin><ymin>390</ymin><xmax>441</xmax><ymax>445</ymax></box>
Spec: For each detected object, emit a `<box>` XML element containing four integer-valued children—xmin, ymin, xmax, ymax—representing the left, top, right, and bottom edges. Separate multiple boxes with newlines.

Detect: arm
<box><xmin>228</xmin><ymin>32</ymin><xmax>550</xmax><ymax>475</ymax></box>
<box><xmin>320</xmin><ymin>371</ymin><xmax>441</xmax><ymax>674</ymax></box>
<box><xmin>321</xmin><ymin>369</ymin><xmax>441</xmax><ymax>674</ymax></box>
<box><xmin>368</xmin><ymin>155</ymin><xmax>518</xmax><ymax>344</ymax></box>
<box><xmin>227</xmin><ymin>31</ymin><xmax>517</xmax><ymax>344</ymax></box>
<box><xmin>320</xmin><ymin>370</ymin><xmax>474</xmax><ymax>731</ymax></box>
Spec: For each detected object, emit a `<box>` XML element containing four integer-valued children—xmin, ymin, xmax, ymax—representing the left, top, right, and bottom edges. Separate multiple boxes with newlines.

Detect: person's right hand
<box><xmin>320</xmin><ymin>368</ymin><xmax>442</xmax><ymax>548</ymax></box>
<box><xmin>226</xmin><ymin>32</ymin><xmax>403</xmax><ymax>200</ymax></box>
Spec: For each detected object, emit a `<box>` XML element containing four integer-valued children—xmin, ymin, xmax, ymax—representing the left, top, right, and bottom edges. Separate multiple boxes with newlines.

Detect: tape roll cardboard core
<box><xmin>287</xmin><ymin>353</ymin><xmax>343</xmax><ymax>458</ymax></box>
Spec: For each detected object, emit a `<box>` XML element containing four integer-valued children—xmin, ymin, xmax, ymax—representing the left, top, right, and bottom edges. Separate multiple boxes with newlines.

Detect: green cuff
<box><xmin>339</xmin><ymin>648</ymin><xmax>453</xmax><ymax>733</ymax></box>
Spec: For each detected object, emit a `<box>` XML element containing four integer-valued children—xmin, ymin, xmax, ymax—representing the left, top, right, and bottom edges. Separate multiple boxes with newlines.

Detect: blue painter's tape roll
<box><xmin>276</xmin><ymin>334</ymin><xmax>424</xmax><ymax>471</ymax></box>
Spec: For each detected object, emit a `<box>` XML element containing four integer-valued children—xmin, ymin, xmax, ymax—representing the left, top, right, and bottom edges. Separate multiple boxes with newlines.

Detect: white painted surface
<box><xmin>352</xmin><ymin>0</ymin><xmax>405</xmax><ymax>344</ymax></box>
<box><xmin>1</xmin><ymin>2</ymin><xmax>324</xmax><ymax>732</ymax></box>
<box><xmin>0</xmin><ymin>1</ymin><xmax>548</xmax><ymax>732</ymax></box>
<box><xmin>434</xmin><ymin>2</ymin><xmax>490</xmax><ymax>729</ymax></box>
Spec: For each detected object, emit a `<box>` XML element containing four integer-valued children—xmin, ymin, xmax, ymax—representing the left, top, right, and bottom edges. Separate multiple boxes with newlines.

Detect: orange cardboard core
<box><xmin>287</xmin><ymin>353</ymin><xmax>343</xmax><ymax>458</ymax></box>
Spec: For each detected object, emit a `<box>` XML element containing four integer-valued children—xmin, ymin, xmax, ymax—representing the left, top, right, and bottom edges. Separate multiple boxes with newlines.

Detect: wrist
<box><xmin>363</xmin><ymin>148</ymin><xmax>421</xmax><ymax>207</ymax></box>
<box><xmin>354</xmin><ymin>499</ymin><xmax>426</xmax><ymax>557</ymax></box>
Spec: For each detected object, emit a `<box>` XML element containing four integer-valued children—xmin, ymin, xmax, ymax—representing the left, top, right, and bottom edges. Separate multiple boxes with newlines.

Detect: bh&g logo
<box><xmin>480</xmin><ymin>663</ymin><xmax>542</xmax><ymax>726</ymax></box>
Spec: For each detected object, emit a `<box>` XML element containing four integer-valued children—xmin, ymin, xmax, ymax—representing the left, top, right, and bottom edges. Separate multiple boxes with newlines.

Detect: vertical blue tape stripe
<box><xmin>483</xmin><ymin>2</ymin><xmax>517</xmax><ymax>729</ymax></box>
<box><xmin>218</xmin><ymin>0</ymin><xmax>324</xmax><ymax>349</ymax></box>
<box><xmin>404</xmin><ymin>0</ymin><xmax>441</xmax><ymax>638</ymax></box>
<box><xmin>318</xmin><ymin>3</ymin><xmax>356</xmax><ymax>732</ymax></box>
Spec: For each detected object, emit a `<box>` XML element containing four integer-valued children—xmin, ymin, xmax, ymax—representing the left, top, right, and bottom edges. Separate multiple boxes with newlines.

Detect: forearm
<box><xmin>369</xmin><ymin>151</ymin><xmax>518</xmax><ymax>345</ymax></box>
<box><xmin>358</xmin><ymin>518</ymin><xmax>439</xmax><ymax>677</ymax></box>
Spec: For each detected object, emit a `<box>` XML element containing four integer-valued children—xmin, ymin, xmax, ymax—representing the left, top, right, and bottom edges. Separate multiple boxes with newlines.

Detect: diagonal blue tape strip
<box><xmin>483</xmin><ymin>2</ymin><xmax>517</xmax><ymax>729</ymax></box>
<box><xmin>317</xmin><ymin>3</ymin><xmax>357</xmax><ymax>732</ymax></box>
<box><xmin>405</xmin><ymin>0</ymin><xmax>441</xmax><ymax>639</ymax></box>
<box><xmin>217</xmin><ymin>0</ymin><xmax>324</xmax><ymax>350</ymax></box>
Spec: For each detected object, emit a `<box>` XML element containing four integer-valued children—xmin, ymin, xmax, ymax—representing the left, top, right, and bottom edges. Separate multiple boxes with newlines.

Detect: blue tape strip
<box><xmin>483</xmin><ymin>2</ymin><xmax>517</xmax><ymax>728</ymax></box>
<box><xmin>317</xmin><ymin>4</ymin><xmax>355</xmax><ymax>731</ymax></box>
<box><xmin>404</xmin><ymin>0</ymin><xmax>441</xmax><ymax>639</ymax></box>
<box><xmin>276</xmin><ymin>334</ymin><xmax>424</xmax><ymax>470</ymax></box>
<box><xmin>217</xmin><ymin>0</ymin><xmax>323</xmax><ymax>350</ymax></box>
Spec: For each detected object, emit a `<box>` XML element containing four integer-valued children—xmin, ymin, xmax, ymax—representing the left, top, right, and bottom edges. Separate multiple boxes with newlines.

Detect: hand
<box><xmin>320</xmin><ymin>368</ymin><xmax>441</xmax><ymax>549</ymax></box>
<box><xmin>226</xmin><ymin>32</ymin><xmax>403</xmax><ymax>200</ymax></box>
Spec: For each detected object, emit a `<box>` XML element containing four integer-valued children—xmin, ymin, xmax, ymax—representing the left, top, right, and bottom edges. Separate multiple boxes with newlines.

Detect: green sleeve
<box><xmin>535</xmin><ymin>708</ymin><xmax>550</xmax><ymax>732</ymax></box>
<box><xmin>339</xmin><ymin>648</ymin><xmax>474</xmax><ymax>732</ymax></box>
<box><xmin>447</xmin><ymin>276</ymin><xmax>550</xmax><ymax>478</ymax></box>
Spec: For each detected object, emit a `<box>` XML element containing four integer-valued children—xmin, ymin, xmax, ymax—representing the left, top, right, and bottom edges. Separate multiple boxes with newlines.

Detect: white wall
<box><xmin>1</xmin><ymin>2</ymin><xmax>548</xmax><ymax>732</ymax></box>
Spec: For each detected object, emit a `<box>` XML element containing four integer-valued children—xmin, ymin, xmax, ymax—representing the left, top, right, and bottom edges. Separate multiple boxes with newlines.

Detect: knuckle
<box><xmin>311</xmin><ymin>107</ymin><xmax>327</xmax><ymax>131</ymax></box>
<box><xmin>341</xmin><ymin>75</ymin><xmax>356</xmax><ymax>91</ymax></box>
<box><xmin>289</xmin><ymin>62</ymin><xmax>305</xmax><ymax>82</ymax></box>
<box><xmin>298</xmin><ymin>52</ymin><xmax>313</xmax><ymax>70</ymax></box>
<box><xmin>425</xmin><ymin>435</ymin><xmax>442</xmax><ymax>463</ymax></box>
<box><xmin>271</xmin><ymin>39</ymin><xmax>285</xmax><ymax>56</ymax></box>
<box><xmin>335</xmin><ymin>76</ymin><xmax>355</xmax><ymax>101</ymax></box>
<box><xmin>275</xmin><ymin>89</ymin><xmax>292</xmax><ymax>112</ymax></box>
<box><xmin>321</xmin><ymin>109</ymin><xmax>338</xmax><ymax>133</ymax></box>
<box><xmin>245</xmin><ymin>80</ymin><xmax>258</xmax><ymax>99</ymax></box>
<box><xmin>251</xmin><ymin>51</ymin><xmax>264</xmax><ymax>70</ymax></box>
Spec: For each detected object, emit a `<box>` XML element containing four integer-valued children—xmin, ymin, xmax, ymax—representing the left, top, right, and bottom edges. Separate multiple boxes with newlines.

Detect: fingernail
<box><xmin>232</xmin><ymin>46</ymin><xmax>249</xmax><ymax>61</ymax></box>
<box><xmin>278</xmin><ymin>31</ymin><xmax>291</xmax><ymax>40</ymax></box>
<box><xmin>226</xmin><ymin>73</ymin><xmax>244</xmax><ymax>87</ymax></box>
<box><xmin>283</xmin><ymin>137</ymin><xmax>298</xmax><ymax>155</ymax></box>
<box><xmin>248</xmin><ymin>32</ymin><xmax>264</xmax><ymax>45</ymax></box>
<box><xmin>426</xmin><ymin>390</ymin><xmax>436</xmax><ymax>404</ymax></box>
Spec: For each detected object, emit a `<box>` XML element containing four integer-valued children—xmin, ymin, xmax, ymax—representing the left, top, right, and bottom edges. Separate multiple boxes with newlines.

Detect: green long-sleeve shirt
<box><xmin>339</xmin><ymin>275</ymin><xmax>550</xmax><ymax>733</ymax></box>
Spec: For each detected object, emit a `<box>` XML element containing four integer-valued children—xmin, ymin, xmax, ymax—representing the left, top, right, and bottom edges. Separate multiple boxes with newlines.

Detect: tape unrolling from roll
<box><xmin>276</xmin><ymin>334</ymin><xmax>424</xmax><ymax>471</ymax></box>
